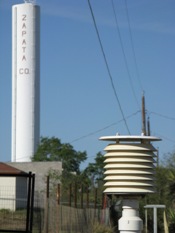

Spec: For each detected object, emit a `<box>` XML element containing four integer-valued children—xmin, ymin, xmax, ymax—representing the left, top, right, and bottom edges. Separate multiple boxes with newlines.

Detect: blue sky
<box><xmin>0</xmin><ymin>0</ymin><xmax>175</xmax><ymax>168</ymax></box>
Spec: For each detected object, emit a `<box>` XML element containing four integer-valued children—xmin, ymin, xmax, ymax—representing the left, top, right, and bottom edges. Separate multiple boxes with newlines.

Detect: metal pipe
<box><xmin>153</xmin><ymin>207</ymin><xmax>157</xmax><ymax>233</ymax></box>
<box><xmin>119</xmin><ymin>198</ymin><xmax>143</xmax><ymax>233</ymax></box>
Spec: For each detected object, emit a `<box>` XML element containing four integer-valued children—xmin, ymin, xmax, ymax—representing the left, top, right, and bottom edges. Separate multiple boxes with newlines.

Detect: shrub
<box><xmin>91</xmin><ymin>221</ymin><xmax>113</xmax><ymax>233</ymax></box>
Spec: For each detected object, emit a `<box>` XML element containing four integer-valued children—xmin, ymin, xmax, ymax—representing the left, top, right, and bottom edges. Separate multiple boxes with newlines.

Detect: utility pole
<box><xmin>142</xmin><ymin>94</ymin><xmax>147</xmax><ymax>135</ymax></box>
<box><xmin>147</xmin><ymin>117</ymin><xmax>151</xmax><ymax>136</ymax></box>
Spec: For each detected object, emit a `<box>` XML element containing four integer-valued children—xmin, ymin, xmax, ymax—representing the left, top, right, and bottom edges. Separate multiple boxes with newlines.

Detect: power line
<box><xmin>87</xmin><ymin>0</ymin><xmax>131</xmax><ymax>135</ymax></box>
<box><xmin>111</xmin><ymin>0</ymin><xmax>140</xmax><ymax>108</ymax></box>
<box><xmin>71</xmin><ymin>111</ymin><xmax>140</xmax><ymax>143</ymax></box>
<box><xmin>148</xmin><ymin>111</ymin><xmax>175</xmax><ymax>121</ymax></box>
<box><xmin>71</xmin><ymin>109</ymin><xmax>175</xmax><ymax>144</ymax></box>
<box><xmin>151</xmin><ymin>132</ymin><xmax>175</xmax><ymax>144</ymax></box>
<box><xmin>124</xmin><ymin>0</ymin><xmax>144</xmax><ymax>92</ymax></box>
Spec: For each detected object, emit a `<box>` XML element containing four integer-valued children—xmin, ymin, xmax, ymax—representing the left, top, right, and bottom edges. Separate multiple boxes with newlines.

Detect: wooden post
<box><xmin>46</xmin><ymin>176</ymin><xmax>50</xmax><ymax>199</ymax></box>
<box><xmin>69</xmin><ymin>184</ymin><xmax>72</xmax><ymax>207</ymax></box>
<box><xmin>44</xmin><ymin>176</ymin><xmax>50</xmax><ymax>233</ymax></box>
<box><xmin>102</xmin><ymin>193</ymin><xmax>104</xmax><ymax>209</ymax></box>
<box><xmin>81</xmin><ymin>184</ymin><xmax>83</xmax><ymax>209</ymax></box>
<box><xmin>57</xmin><ymin>184</ymin><xmax>60</xmax><ymax>205</ymax></box>
<box><xmin>74</xmin><ymin>182</ymin><xmax>77</xmax><ymax>208</ymax></box>
<box><xmin>102</xmin><ymin>193</ymin><xmax>107</xmax><ymax>209</ymax></box>
<box><xmin>142</xmin><ymin>94</ymin><xmax>147</xmax><ymax>135</ymax></box>
<box><xmin>94</xmin><ymin>188</ymin><xmax>97</xmax><ymax>209</ymax></box>
<box><xmin>147</xmin><ymin>116</ymin><xmax>151</xmax><ymax>136</ymax></box>
<box><xmin>86</xmin><ymin>187</ymin><xmax>89</xmax><ymax>208</ymax></box>
<box><xmin>57</xmin><ymin>184</ymin><xmax>60</xmax><ymax>233</ymax></box>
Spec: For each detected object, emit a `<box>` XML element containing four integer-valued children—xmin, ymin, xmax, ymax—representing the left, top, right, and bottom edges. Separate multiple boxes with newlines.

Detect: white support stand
<box><xmin>119</xmin><ymin>199</ymin><xmax>143</xmax><ymax>233</ymax></box>
<box><xmin>144</xmin><ymin>205</ymin><xmax>166</xmax><ymax>233</ymax></box>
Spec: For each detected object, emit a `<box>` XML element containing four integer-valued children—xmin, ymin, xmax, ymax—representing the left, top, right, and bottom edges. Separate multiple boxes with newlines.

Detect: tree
<box><xmin>84</xmin><ymin>151</ymin><xmax>105</xmax><ymax>187</ymax></box>
<box><xmin>162</xmin><ymin>150</ymin><xmax>175</xmax><ymax>169</ymax></box>
<box><xmin>32</xmin><ymin>137</ymin><xmax>87</xmax><ymax>174</ymax></box>
<box><xmin>161</xmin><ymin>151</ymin><xmax>175</xmax><ymax>203</ymax></box>
<box><xmin>141</xmin><ymin>151</ymin><xmax>175</xmax><ymax>233</ymax></box>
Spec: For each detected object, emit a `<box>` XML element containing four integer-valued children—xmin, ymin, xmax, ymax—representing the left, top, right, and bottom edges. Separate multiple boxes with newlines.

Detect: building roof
<box><xmin>0</xmin><ymin>162</ymin><xmax>26</xmax><ymax>175</ymax></box>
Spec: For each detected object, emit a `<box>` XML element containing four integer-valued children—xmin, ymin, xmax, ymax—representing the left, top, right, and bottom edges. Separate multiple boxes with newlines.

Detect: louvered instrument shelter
<box><xmin>100</xmin><ymin>135</ymin><xmax>161</xmax><ymax>195</ymax></box>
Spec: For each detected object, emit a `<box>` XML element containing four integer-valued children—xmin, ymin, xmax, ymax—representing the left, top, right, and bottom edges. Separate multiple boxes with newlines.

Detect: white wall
<box><xmin>0</xmin><ymin>177</ymin><xmax>27</xmax><ymax>211</ymax></box>
<box><xmin>0</xmin><ymin>177</ymin><xmax>16</xmax><ymax>210</ymax></box>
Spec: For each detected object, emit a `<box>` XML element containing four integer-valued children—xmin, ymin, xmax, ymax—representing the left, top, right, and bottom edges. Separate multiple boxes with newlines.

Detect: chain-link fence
<box><xmin>0</xmin><ymin>175</ymin><xmax>113</xmax><ymax>233</ymax></box>
<box><xmin>34</xmin><ymin>195</ymin><xmax>110</xmax><ymax>233</ymax></box>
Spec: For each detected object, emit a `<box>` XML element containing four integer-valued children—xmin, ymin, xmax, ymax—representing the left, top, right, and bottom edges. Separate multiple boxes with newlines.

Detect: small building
<box><xmin>7</xmin><ymin>162</ymin><xmax>62</xmax><ymax>192</ymax></box>
<box><xmin>0</xmin><ymin>162</ymin><xmax>62</xmax><ymax>211</ymax></box>
<box><xmin>0</xmin><ymin>163</ymin><xmax>28</xmax><ymax>210</ymax></box>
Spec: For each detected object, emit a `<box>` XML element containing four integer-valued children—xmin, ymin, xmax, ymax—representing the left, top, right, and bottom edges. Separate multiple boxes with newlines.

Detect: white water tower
<box><xmin>11</xmin><ymin>1</ymin><xmax>40</xmax><ymax>162</ymax></box>
<box><xmin>100</xmin><ymin>135</ymin><xmax>161</xmax><ymax>233</ymax></box>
